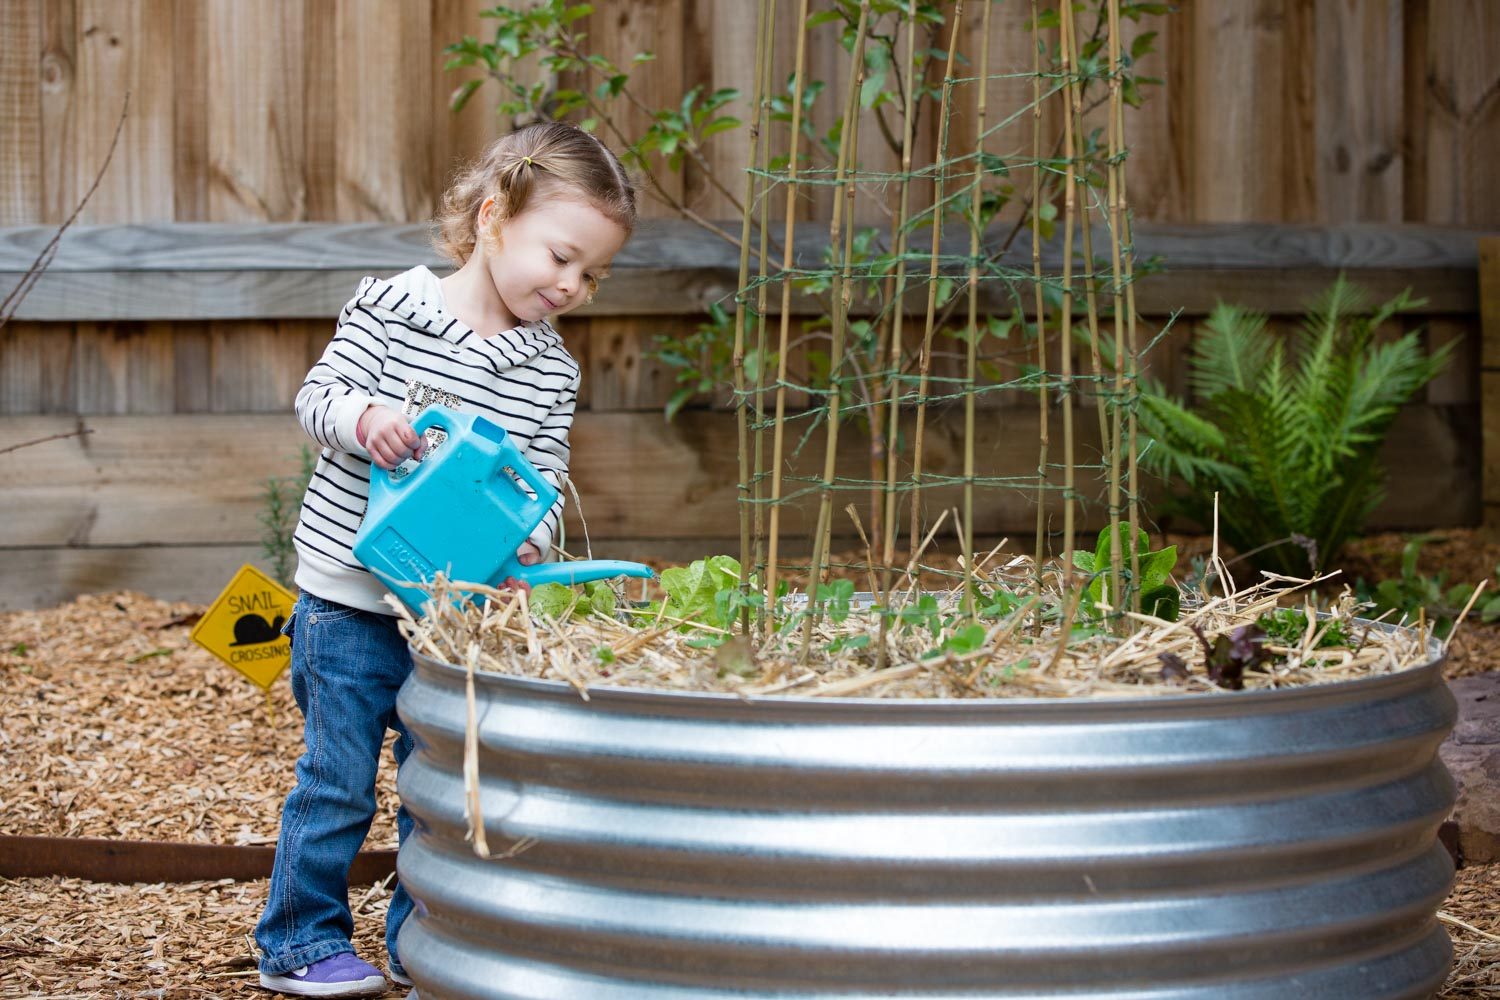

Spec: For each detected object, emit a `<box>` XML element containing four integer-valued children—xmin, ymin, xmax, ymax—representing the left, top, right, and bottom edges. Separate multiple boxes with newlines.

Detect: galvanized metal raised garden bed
<box><xmin>391</xmin><ymin>628</ymin><xmax>1456</xmax><ymax>1000</ymax></box>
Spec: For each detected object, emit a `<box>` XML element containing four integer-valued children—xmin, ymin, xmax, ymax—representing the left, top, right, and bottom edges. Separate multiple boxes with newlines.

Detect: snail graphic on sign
<box><xmin>229</xmin><ymin>613</ymin><xmax>286</xmax><ymax>646</ymax></box>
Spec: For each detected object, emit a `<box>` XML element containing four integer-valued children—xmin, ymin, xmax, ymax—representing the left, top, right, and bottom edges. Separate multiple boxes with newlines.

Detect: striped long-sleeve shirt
<box><xmin>292</xmin><ymin>265</ymin><xmax>579</xmax><ymax>614</ymax></box>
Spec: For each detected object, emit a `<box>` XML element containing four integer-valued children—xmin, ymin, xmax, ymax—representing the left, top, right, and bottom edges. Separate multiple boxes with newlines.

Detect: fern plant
<box><xmin>1137</xmin><ymin>277</ymin><xmax>1452</xmax><ymax>578</ymax></box>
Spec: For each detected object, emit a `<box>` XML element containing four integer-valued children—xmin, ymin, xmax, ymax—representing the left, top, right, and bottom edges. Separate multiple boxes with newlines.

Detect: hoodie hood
<box><xmin>350</xmin><ymin>266</ymin><xmax>564</xmax><ymax>373</ymax></box>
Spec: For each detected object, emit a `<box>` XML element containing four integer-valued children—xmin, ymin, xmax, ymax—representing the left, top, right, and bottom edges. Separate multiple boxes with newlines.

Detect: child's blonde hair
<box><xmin>435</xmin><ymin>121</ymin><xmax>637</xmax><ymax>266</ymax></box>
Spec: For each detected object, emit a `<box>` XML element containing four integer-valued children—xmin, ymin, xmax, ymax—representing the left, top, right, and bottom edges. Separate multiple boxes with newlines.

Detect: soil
<box><xmin>1</xmin><ymin>528</ymin><xmax>1497</xmax><ymax>997</ymax></box>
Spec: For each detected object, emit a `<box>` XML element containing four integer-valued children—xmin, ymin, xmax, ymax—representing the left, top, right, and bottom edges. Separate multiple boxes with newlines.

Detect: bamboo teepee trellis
<box><xmin>731</xmin><ymin>0</ymin><xmax>1150</xmax><ymax>643</ymax></box>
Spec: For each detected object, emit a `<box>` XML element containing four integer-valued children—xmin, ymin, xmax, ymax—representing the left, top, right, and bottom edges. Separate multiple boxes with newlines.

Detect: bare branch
<box><xmin>0</xmin><ymin>427</ymin><xmax>94</xmax><ymax>457</ymax></box>
<box><xmin>0</xmin><ymin>94</ymin><xmax>130</xmax><ymax>329</ymax></box>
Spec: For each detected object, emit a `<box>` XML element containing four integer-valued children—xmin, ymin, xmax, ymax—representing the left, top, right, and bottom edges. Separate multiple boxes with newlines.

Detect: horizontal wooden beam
<box><xmin>0</xmin><ymin>221</ymin><xmax>1486</xmax><ymax>320</ymax></box>
<box><xmin>0</xmin><ymin>834</ymin><xmax>396</xmax><ymax>884</ymax></box>
<box><xmin>0</xmin><ymin>403</ymin><xmax>1478</xmax><ymax>609</ymax></box>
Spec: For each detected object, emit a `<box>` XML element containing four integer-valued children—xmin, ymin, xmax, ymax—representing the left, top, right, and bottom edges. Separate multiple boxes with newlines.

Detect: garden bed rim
<box><xmin>405</xmin><ymin>618</ymin><xmax>1448</xmax><ymax>714</ymax></box>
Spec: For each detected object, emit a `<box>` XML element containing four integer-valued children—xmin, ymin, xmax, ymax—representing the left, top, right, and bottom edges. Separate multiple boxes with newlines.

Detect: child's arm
<box><xmin>520</xmin><ymin>378</ymin><xmax>579</xmax><ymax>560</ymax></box>
<box><xmin>294</xmin><ymin>293</ymin><xmax>412</xmax><ymax>466</ymax></box>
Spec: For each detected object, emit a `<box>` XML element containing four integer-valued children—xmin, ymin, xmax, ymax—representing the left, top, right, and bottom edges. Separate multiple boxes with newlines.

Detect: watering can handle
<box><xmin>366</xmin><ymin>406</ymin><xmax>451</xmax><ymax>512</ymax></box>
<box><xmin>411</xmin><ymin>405</ymin><xmax>455</xmax><ymax>441</ymax></box>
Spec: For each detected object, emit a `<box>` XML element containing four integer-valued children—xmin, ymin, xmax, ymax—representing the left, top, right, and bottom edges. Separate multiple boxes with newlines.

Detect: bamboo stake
<box><xmin>1056</xmin><ymin>0</ymin><xmax>1080</xmax><ymax>613</ymax></box>
<box><xmin>1065</xmin><ymin>5</ymin><xmax>1117</xmax><ymax>617</ymax></box>
<box><xmin>803</xmin><ymin>0</ymin><xmax>872</xmax><ymax>656</ymax></box>
<box><xmin>907</xmin><ymin>1</ymin><xmax>966</xmax><ymax>559</ymax></box>
<box><xmin>1030</xmin><ymin>0</ymin><xmax>1050</xmax><ymax>629</ymax></box>
<box><xmin>752</xmin><ymin>0</ymin><xmax>778</xmax><ymax>605</ymax></box>
<box><xmin>763</xmin><ymin>0</ymin><xmax>813</xmax><ymax>637</ymax></box>
<box><xmin>1104</xmin><ymin>0</ymin><xmax>1129</xmax><ymax>618</ymax></box>
<box><xmin>962</xmin><ymin>0</ymin><xmax>994</xmax><ymax>619</ymax></box>
<box><xmin>1109</xmin><ymin>0</ymin><xmax>1142</xmax><ymax>615</ymax></box>
<box><xmin>733</xmin><ymin>0</ymin><xmax>775</xmax><ymax>632</ymax></box>
<box><xmin>875</xmin><ymin>0</ymin><xmax>924</xmax><ymax>671</ymax></box>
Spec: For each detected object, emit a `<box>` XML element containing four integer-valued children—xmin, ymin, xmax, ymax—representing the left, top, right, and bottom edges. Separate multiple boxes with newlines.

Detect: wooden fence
<box><xmin>2</xmin><ymin>1</ymin><xmax>1498</xmax><ymax>609</ymax></box>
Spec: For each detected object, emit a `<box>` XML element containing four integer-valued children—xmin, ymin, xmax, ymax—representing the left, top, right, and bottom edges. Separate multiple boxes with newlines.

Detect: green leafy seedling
<box><xmin>531</xmin><ymin>579</ymin><xmax>619</xmax><ymax>622</ymax></box>
<box><xmin>1073</xmin><ymin>525</ymin><xmax>1180</xmax><ymax>622</ymax></box>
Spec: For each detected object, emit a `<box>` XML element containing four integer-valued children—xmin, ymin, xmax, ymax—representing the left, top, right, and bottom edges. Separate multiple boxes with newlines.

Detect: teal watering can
<box><xmin>352</xmin><ymin>405</ymin><xmax>653</xmax><ymax>614</ymax></box>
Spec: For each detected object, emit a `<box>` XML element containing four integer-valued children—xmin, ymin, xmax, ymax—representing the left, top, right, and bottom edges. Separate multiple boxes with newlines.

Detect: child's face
<box><xmin>478</xmin><ymin>193</ymin><xmax>628</xmax><ymax>326</ymax></box>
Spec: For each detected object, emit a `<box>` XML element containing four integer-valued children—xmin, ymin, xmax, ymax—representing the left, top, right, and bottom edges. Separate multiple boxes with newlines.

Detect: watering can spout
<box><xmin>512</xmin><ymin>559</ymin><xmax>655</xmax><ymax>589</ymax></box>
<box><xmin>352</xmin><ymin>405</ymin><xmax>654</xmax><ymax>614</ymax></box>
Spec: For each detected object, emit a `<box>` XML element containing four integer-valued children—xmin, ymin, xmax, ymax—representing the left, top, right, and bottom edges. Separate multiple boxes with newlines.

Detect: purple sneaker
<box><xmin>388</xmin><ymin>967</ymin><xmax>412</xmax><ymax>987</ymax></box>
<box><xmin>259</xmin><ymin>953</ymin><xmax>389</xmax><ymax>997</ymax></box>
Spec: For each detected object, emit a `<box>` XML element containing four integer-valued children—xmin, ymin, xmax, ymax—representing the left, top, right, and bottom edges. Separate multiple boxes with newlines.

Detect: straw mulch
<box><xmin>400</xmin><ymin>556</ymin><xmax>1435</xmax><ymax>702</ymax></box>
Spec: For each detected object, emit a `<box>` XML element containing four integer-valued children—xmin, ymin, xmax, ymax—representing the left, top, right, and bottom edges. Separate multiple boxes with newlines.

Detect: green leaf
<box><xmin>664</xmin><ymin>386</ymin><xmax>694</xmax><ymax>422</ymax></box>
<box><xmin>944</xmin><ymin>623</ymin><xmax>988</xmax><ymax>655</ymax></box>
<box><xmin>1131</xmin><ymin>30</ymin><xmax>1158</xmax><ymax>61</ymax></box>
<box><xmin>859</xmin><ymin>65</ymin><xmax>888</xmax><ymax>109</ymax></box>
<box><xmin>449</xmin><ymin>79</ymin><xmax>484</xmax><ymax>113</ymax></box>
<box><xmin>583</xmin><ymin>580</ymin><xmax>617</xmax><ymax>618</ymax></box>
<box><xmin>1141</xmin><ymin>585</ymin><xmax>1180</xmax><ymax>622</ymax></box>
<box><xmin>700</xmin><ymin>116</ymin><xmax>741</xmax><ymax>140</ymax></box>
<box><xmin>827</xmin><ymin>633</ymin><xmax>871</xmax><ymax>654</ymax></box>
<box><xmin>531</xmin><ymin>582</ymin><xmax>580</xmax><ymax>620</ymax></box>
<box><xmin>1136</xmin><ymin>545</ymin><xmax>1177</xmax><ymax>593</ymax></box>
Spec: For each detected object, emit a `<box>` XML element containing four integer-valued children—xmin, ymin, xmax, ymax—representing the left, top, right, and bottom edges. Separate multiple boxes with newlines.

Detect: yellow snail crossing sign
<box><xmin>191</xmin><ymin>564</ymin><xmax>296</xmax><ymax>689</ymax></box>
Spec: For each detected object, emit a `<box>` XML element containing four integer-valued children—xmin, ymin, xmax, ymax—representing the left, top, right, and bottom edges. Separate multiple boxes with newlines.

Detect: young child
<box><xmin>255</xmin><ymin>121</ymin><xmax>635</xmax><ymax>997</ymax></box>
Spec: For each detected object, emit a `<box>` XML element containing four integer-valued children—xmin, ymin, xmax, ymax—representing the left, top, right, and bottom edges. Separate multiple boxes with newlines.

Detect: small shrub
<box><xmin>259</xmin><ymin>446</ymin><xmax>315</xmax><ymax>590</ymax></box>
<box><xmin>1355</xmin><ymin>535</ymin><xmax>1500</xmax><ymax>639</ymax></box>
<box><xmin>1137</xmin><ymin>276</ymin><xmax>1453</xmax><ymax>577</ymax></box>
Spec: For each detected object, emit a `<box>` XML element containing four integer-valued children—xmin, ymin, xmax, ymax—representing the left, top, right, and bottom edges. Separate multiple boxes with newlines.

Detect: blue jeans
<box><xmin>255</xmin><ymin>592</ymin><xmax>416</xmax><ymax>976</ymax></box>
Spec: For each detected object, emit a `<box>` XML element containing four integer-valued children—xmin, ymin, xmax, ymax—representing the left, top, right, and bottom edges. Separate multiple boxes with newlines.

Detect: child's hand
<box><xmin>497</xmin><ymin>544</ymin><xmax>543</xmax><ymax>596</ymax></box>
<box><xmin>358</xmin><ymin>405</ymin><xmax>425</xmax><ymax>470</ymax></box>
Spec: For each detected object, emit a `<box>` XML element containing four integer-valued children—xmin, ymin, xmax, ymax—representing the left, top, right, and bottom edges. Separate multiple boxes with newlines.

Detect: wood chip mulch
<box><xmin>2</xmin><ymin>532</ymin><xmax>1498</xmax><ymax>997</ymax></box>
<box><xmin>0</xmin><ymin>592</ymin><xmax>400</xmax><ymax>848</ymax></box>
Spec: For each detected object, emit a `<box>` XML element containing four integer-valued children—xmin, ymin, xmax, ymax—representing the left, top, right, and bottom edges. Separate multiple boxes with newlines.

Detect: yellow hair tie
<box><xmin>522</xmin><ymin>156</ymin><xmax>533</xmax><ymax>167</ymax></box>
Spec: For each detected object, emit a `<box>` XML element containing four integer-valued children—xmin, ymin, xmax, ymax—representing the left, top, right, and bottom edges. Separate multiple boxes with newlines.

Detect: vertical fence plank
<box><xmin>1190</xmin><ymin>0</ymin><xmax>1289</xmax><ymax>221</ymax></box>
<box><xmin>209</xmin><ymin>321</ymin><xmax>306</xmax><ymax>413</ymax></box>
<box><xmin>206</xmin><ymin>0</ymin><xmax>307</xmax><ymax>222</ymax></box>
<box><xmin>74</xmin><ymin>0</ymin><xmax>176</xmax><ymax>223</ymax></box>
<box><xmin>1414</xmin><ymin>0</ymin><xmax>1500</xmax><ymax>225</ymax></box>
<box><xmin>1</xmin><ymin>0</ymin><xmax>42</xmax><ymax>225</ymax></box>
<box><xmin>953</xmin><ymin>0</ymin><xmax>1054</xmax><ymax>229</ymax></box>
<box><xmin>1315</xmin><ymin>0</ymin><xmax>1403</xmax><ymax>223</ymax></box>
<box><xmin>430</xmin><ymin>0</ymin><xmax>505</xmax><ymax>202</ymax></box>
<box><xmin>1121</xmin><ymin>6</ymin><xmax>1185</xmax><ymax>223</ymax></box>
<box><xmin>38</xmin><ymin>0</ymin><xmax>76</xmax><ymax>225</ymax></box>
<box><xmin>1279</xmin><ymin>0</ymin><xmax>1317</xmax><ymax>222</ymax></box>
<box><xmin>555</xmin><ymin>317</ymin><xmax>591</xmax><ymax>411</ymax></box>
<box><xmin>685</xmin><ymin>0</ymin><xmax>752</xmax><ymax>222</ymax></box>
<box><xmin>0</xmin><ymin>323</ymin><xmax>75</xmax><ymax>415</ymax></box>
<box><xmin>1424</xmin><ymin>316</ymin><xmax>1477</xmax><ymax>405</ymax></box>
<box><xmin>74</xmin><ymin>322</ymin><xmax>175</xmax><ymax>415</ymax></box>
<box><xmin>1481</xmin><ymin>239</ymin><xmax>1500</xmax><ymax>528</ymax></box>
<box><xmin>301</xmin><ymin>1</ymin><xmax>338</xmax><ymax>222</ymax></box>
<box><xmin>172</xmin><ymin>321</ymin><xmax>210</xmax><ymax>412</ymax></box>
<box><xmin>335</xmin><ymin>0</ymin><xmax>434</xmax><ymax>222</ymax></box>
<box><xmin>1155</xmin><ymin>0</ymin><xmax>1195</xmax><ymax>224</ymax></box>
<box><xmin>171</xmin><ymin>0</ymin><xmax>208</xmax><ymax>220</ymax></box>
<box><xmin>584</xmin><ymin>316</ymin><xmax>677</xmax><ymax>411</ymax></box>
<box><xmin>578</xmin><ymin>0</ymin><xmax>688</xmax><ymax>218</ymax></box>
